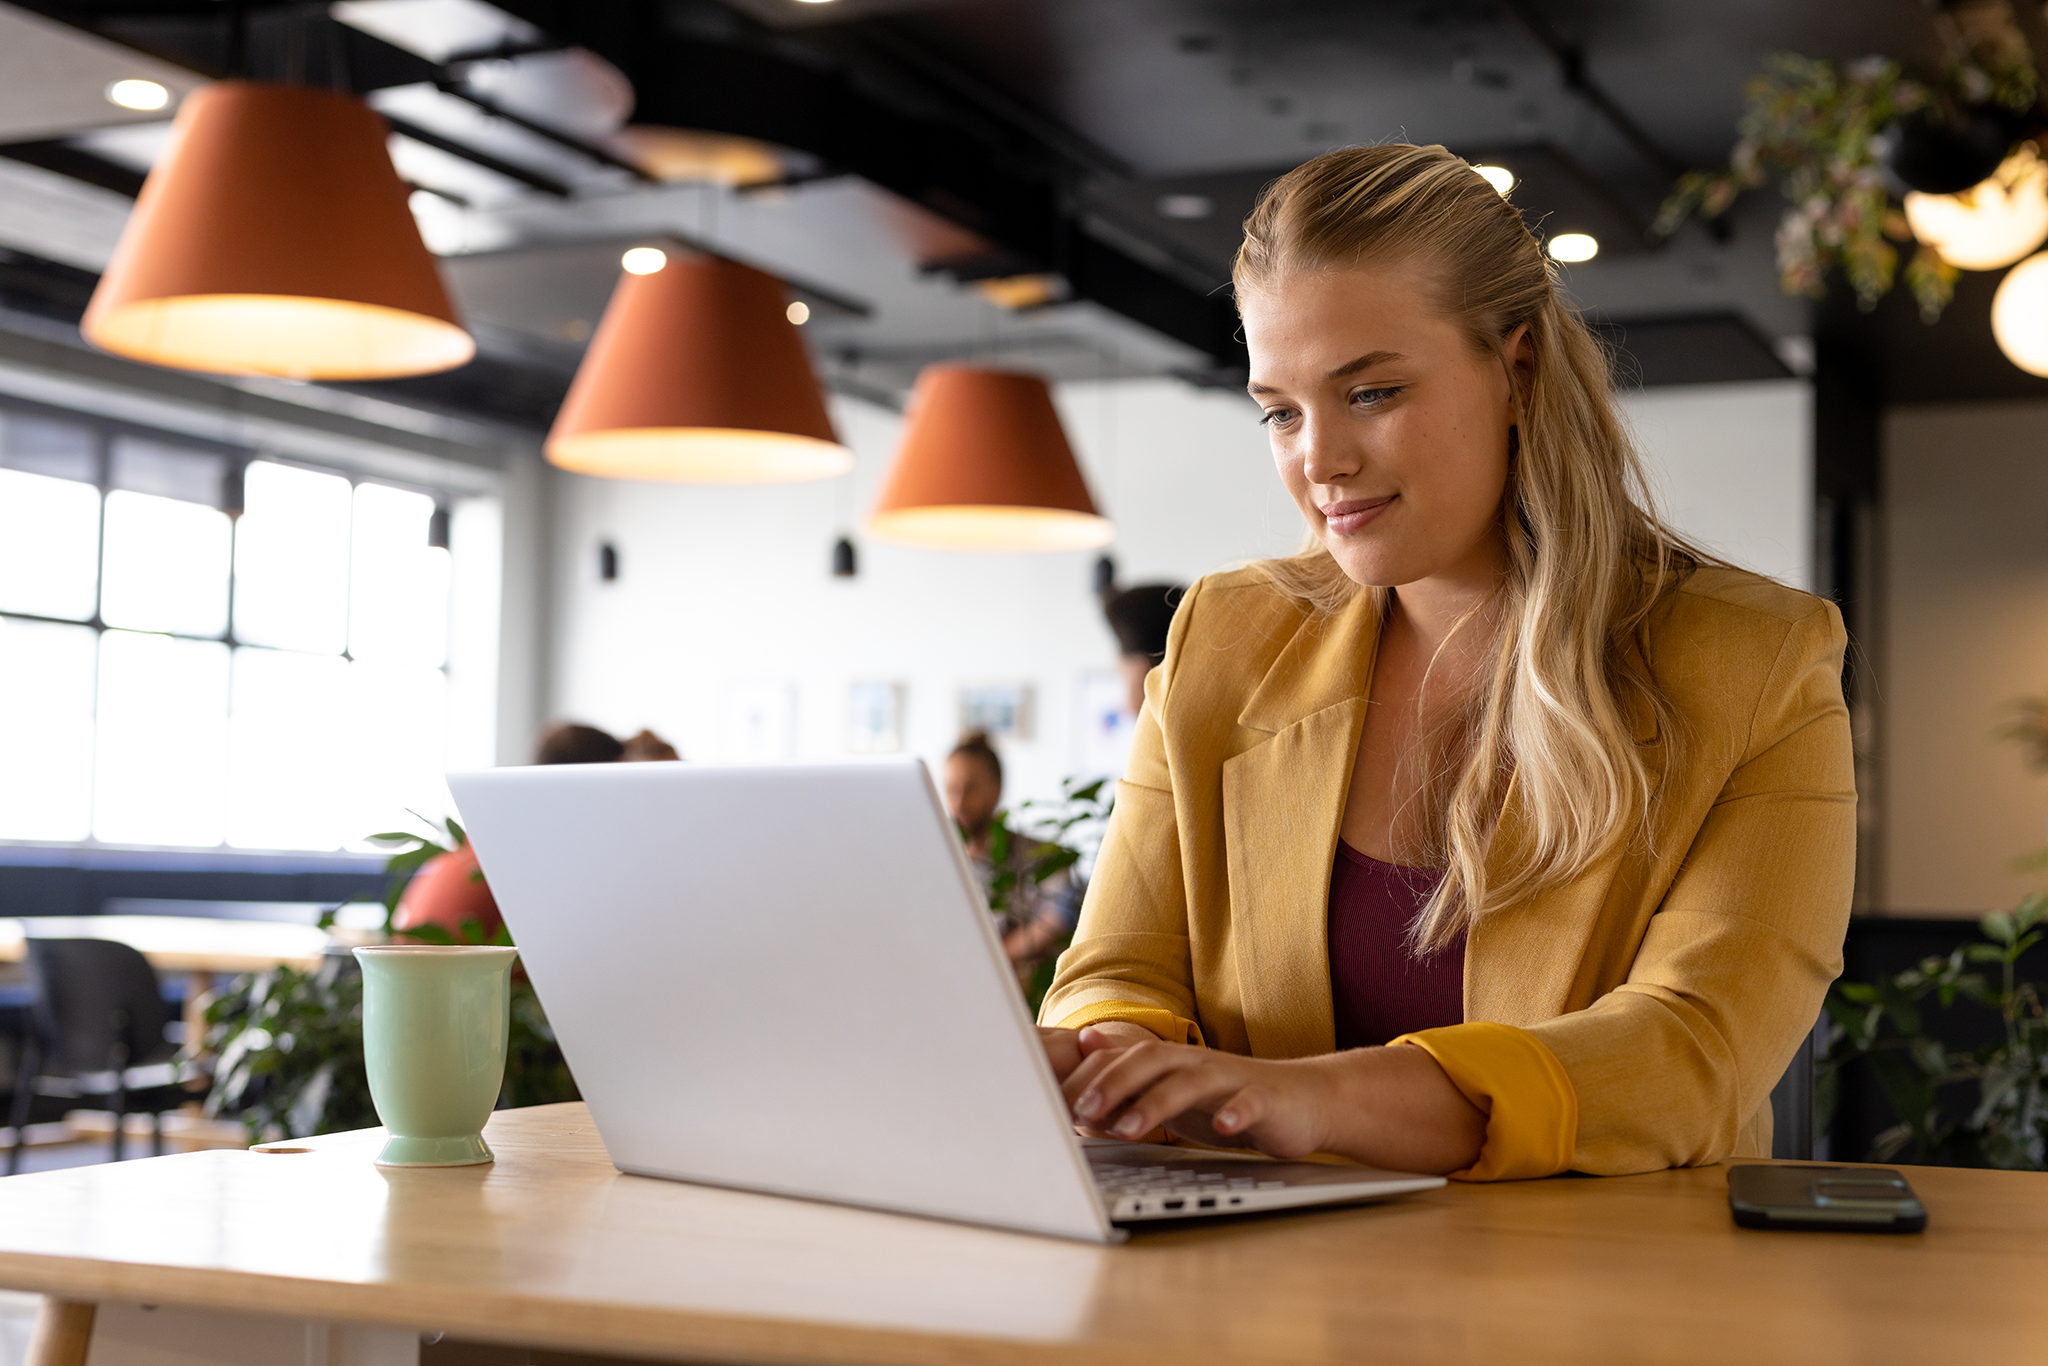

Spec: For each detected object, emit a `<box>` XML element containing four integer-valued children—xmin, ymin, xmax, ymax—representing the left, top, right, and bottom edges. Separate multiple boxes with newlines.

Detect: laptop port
<box><xmin>1198</xmin><ymin>1197</ymin><xmax>1216</xmax><ymax>1209</ymax></box>
<box><xmin>1229</xmin><ymin>1197</ymin><xmax>1242</xmax><ymax>1205</ymax></box>
<box><xmin>1163</xmin><ymin>1200</ymin><xmax>1185</xmax><ymax>1210</ymax></box>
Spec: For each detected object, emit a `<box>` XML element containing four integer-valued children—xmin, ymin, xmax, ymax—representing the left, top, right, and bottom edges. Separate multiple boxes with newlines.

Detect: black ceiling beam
<box><xmin>0</xmin><ymin>140</ymin><xmax>146</xmax><ymax>197</ymax></box>
<box><xmin>498</xmin><ymin>3</ymin><xmax>1246</xmax><ymax>369</ymax></box>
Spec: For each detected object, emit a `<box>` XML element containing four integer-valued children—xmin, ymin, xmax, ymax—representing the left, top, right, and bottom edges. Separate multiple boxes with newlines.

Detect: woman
<box><xmin>1036</xmin><ymin>144</ymin><xmax>1855</xmax><ymax>1181</ymax></box>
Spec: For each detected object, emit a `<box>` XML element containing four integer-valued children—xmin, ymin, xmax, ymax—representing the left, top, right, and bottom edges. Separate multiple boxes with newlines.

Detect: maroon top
<box><xmin>1327</xmin><ymin>840</ymin><xmax>1464</xmax><ymax>1050</ymax></box>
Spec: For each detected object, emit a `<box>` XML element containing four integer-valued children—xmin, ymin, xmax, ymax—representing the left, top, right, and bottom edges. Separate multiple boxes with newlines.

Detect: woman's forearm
<box><xmin>1305</xmin><ymin>1044</ymin><xmax>1486</xmax><ymax>1173</ymax></box>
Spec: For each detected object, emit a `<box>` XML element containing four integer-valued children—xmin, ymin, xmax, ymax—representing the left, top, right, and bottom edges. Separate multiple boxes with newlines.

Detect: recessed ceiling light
<box><xmin>106</xmin><ymin>79</ymin><xmax>169</xmax><ymax>112</ymax></box>
<box><xmin>793</xmin><ymin>0</ymin><xmax>840</xmax><ymax>5</ymax></box>
<box><xmin>1547</xmin><ymin>232</ymin><xmax>1598</xmax><ymax>263</ymax></box>
<box><xmin>1157</xmin><ymin>193</ymin><xmax>1214</xmax><ymax>220</ymax></box>
<box><xmin>1472</xmin><ymin>164</ymin><xmax>1514</xmax><ymax>195</ymax></box>
<box><xmin>786</xmin><ymin>300</ymin><xmax>811</xmax><ymax>325</ymax></box>
<box><xmin>621</xmin><ymin>246</ymin><xmax>668</xmax><ymax>275</ymax></box>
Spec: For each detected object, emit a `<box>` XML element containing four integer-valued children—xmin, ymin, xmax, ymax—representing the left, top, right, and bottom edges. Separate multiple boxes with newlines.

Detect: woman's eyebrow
<box><xmin>1247</xmin><ymin>349</ymin><xmax>1407</xmax><ymax>397</ymax></box>
<box><xmin>1325</xmin><ymin>349</ymin><xmax>1404</xmax><ymax>380</ymax></box>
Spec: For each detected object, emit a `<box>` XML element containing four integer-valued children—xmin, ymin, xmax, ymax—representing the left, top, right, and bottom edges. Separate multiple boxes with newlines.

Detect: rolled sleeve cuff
<box><xmin>1049</xmin><ymin>999</ymin><xmax>1206</xmax><ymax>1046</ymax></box>
<box><xmin>1391</xmin><ymin>1021</ymin><xmax>1578</xmax><ymax>1181</ymax></box>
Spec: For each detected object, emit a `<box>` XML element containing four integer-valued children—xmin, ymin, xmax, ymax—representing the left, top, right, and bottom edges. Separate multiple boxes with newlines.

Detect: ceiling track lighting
<box><xmin>81</xmin><ymin>81</ymin><xmax>474</xmax><ymax>381</ymax></box>
<box><xmin>866</xmin><ymin>365</ymin><xmax>1114</xmax><ymax>553</ymax></box>
<box><xmin>547</xmin><ymin>252</ymin><xmax>851</xmax><ymax>483</ymax></box>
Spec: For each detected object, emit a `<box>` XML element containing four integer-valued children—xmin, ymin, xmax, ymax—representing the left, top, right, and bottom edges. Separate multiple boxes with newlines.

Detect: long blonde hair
<box><xmin>1234</xmin><ymin>143</ymin><xmax>1709</xmax><ymax>950</ymax></box>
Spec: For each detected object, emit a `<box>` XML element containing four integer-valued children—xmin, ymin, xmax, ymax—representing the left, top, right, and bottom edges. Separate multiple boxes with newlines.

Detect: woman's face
<box><xmin>1242</xmin><ymin>266</ymin><xmax>1525</xmax><ymax>591</ymax></box>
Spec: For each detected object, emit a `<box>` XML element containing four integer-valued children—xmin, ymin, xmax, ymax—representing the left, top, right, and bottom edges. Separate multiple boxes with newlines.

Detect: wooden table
<box><xmin>0</xmin><ymin>915</ymin><xmax>334</xmax><ymax>1044</ymax></box>
<box><xmin>0</xmin><ymin>1103</ymin><xmax>2043</xmax><ymax>1366</ymax></box>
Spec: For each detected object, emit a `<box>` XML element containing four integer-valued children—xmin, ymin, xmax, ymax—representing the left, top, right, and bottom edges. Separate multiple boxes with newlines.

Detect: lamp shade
<box><xmin>545</xmin><ymin>255</ymin><xmax>852</xmax><ymax>483</ymax></box>
<box><xmin>866</xmin><ymin>365</ymin><xmax>1113</xmax><ymax>552</ymax></box>
<box><xmin>81</xmin><ymin>81</ymin><xmax>472</xmax><ymax>380</ymax></box>
<box><xmin>1905</xmin><ymin>146</ymin><xmax>2048</xmax><ymax>271</ymax></box>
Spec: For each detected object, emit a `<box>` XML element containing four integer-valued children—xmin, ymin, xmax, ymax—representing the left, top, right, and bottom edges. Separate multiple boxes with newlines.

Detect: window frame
<box><xmin>0</xmin><ymin>392</ymin><xmax>463</xmax><ymax>852</ymax></box>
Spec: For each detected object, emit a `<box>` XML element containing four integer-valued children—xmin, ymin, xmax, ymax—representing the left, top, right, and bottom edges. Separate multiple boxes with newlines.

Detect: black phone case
<box><xmin>1727</xmin><ymin>1164</ymin><xmax>1927</xmax><ymax>1233</ymax></box>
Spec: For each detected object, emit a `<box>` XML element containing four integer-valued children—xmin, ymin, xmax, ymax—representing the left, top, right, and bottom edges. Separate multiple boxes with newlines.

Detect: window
<box><xmin>0</xmin><ymin>404</ymin><xmax>472</xmax><ymax>851</ymax></box>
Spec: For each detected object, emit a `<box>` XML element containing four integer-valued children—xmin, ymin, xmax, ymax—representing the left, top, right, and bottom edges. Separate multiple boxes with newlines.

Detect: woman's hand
<box><xmin>1060</xmin><ymin>1030</ymin><xmax>1489</xmax><ymax>1174</ymax></box>
<box><xmin>1036</xmin><ymin>1021</ymin><xmax>1158</xmax><ymax>1083</ymax></box>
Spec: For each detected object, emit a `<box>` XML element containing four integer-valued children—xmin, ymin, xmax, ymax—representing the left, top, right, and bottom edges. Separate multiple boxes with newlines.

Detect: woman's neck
<box><xmin>1385</xmin><ymin>538</ymin><xmax>1507</xmax><ymax>674</ymax></box>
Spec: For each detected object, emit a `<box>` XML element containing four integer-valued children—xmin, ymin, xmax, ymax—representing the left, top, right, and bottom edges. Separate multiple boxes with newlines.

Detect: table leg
<box><xmin>26</xmin><ymin>1298</ymin><xmax>94</xmax><ymax>1366</ymax></box>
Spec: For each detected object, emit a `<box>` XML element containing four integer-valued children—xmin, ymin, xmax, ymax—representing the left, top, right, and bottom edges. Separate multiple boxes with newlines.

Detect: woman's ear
<box><xmin>1503</xmin><ymin>322</ymin><xmax>1536</xmax><ymax>402</ymax></box>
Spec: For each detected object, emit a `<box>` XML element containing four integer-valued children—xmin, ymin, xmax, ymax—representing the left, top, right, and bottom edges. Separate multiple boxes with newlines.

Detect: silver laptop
<box><xmin>447</xmin><ymin>757</ymin><xmax>1444</xmax><ymax>1243</ymax></box>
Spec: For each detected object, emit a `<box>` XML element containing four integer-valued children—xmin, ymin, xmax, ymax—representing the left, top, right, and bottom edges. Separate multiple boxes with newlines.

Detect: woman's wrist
<box><xmin>1306</xmin><ymin>1043</ymin><xmax>1487</xmax><ymax>1174</ymax></box>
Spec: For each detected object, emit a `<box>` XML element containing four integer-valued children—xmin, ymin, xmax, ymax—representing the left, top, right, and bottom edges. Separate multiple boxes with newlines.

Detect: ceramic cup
<box><xmin>354</xmin><ymin>944</ymin><xmax>518</xmax><ymax>1167</ymax></box>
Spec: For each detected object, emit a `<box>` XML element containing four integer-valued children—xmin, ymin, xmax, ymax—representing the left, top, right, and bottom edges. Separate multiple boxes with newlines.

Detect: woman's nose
<box><xmin>1298</xmin><ymin>413</ymin><xmax>1363</xmax><ymax>487</ymax></box>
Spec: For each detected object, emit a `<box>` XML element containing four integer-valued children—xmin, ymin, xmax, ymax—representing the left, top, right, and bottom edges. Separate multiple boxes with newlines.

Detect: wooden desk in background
<box><xmin>0</xmin><ymin>915</ymin><xmax>333</xmax><ymax>1044</ymax></box>
<box><xmin>0</xmin><ymin>1102</ymin><xmax>2041</xmax><ymax>1366</ymax></box>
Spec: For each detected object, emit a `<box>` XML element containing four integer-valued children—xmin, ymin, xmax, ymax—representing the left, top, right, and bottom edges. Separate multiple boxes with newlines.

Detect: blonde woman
<box><xmin>1036</xmin><ymin>144</ymin><xmax>1855</xmax><ymax>1180</ymax></box>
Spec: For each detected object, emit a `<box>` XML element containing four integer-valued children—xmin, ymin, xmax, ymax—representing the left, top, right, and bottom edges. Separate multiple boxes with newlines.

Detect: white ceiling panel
<box><xmin>0</xmin><ymin>2</ymin><xmax>202</xmax><ymax>144</ymax></box>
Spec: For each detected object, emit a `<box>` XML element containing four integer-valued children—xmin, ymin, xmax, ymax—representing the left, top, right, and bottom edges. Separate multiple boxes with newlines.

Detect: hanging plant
<box><xmin>1656</xmin><ymin>21</ymin><xmax>2039</xmax><ymax>324</ymax></box>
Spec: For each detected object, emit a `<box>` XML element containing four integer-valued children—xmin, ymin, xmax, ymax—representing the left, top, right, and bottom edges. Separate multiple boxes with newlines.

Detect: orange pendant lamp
<box><xmin>81</xmin><ymin>81</ymin><xmax>473</xmax><ymax>380</ymax></box>
<box><xmin>866</xmin><ymin>365</ymin><xmax>1113</xmax><ymax>551</ymax></box>
<box><xmin>545</xmin><ymin>252</ymin><xmax>853</xmax><ymax>483</ymax></box>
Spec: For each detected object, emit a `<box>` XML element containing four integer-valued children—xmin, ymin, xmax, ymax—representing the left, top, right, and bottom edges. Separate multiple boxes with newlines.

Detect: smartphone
<box><xmin>1727</xmin><ymin>1164</ymin><xmax>1927</xmax><ymax>1233</ymax></box>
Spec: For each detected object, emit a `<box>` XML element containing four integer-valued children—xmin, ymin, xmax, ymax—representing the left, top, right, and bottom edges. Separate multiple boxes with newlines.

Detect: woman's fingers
<box><xmin>1068</xmin><ymin>1040</ymin><xmax>1190</xmax><ymax>1124</ymax></box>
<box><xmin>1036</xmin><ymin>1027</ymin><xmax>1083</xmax><ymax>1081</ymax></box>
<box><xmin>1099</xmin><ymin>1055</ymin><xmax>1247</xmax><ymax>1138</ymax></box>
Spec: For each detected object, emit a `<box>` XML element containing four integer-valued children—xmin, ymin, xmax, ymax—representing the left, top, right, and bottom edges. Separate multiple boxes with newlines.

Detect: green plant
<box><xmin>1819</xmin><ymin>897</ymin><xmax>2048</xmax><ymax>1168</ymax></box>
<box><xmin>1655</xmin><ymin>28</ymin><xmax>2036</xmax><ymax>322</ymax></box>
<box><xmin>202</xmin><ymin>955</ymin><xmax>376</xmax><ymax>1139</ymax></box>
<box><xmin>984</xmin><ymin>776</ymin><xmax>1115</xmax><ymax>1013</ymax></box>
<box><xmin>199</xmin><ymin>813</ymin><xmax>578</xmax><ymax>1141</ymax></box>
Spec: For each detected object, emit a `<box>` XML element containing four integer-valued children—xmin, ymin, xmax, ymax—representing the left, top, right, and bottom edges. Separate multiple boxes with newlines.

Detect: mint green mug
<box><xmin>354</xmin><ymin>945</ymin><xmax>518</xmax><ymax>1167</ymax></box>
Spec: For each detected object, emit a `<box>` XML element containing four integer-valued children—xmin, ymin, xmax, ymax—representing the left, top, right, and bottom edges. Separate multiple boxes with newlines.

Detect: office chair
<box><xmin>6</xmin><ymin>938</ymin><xmax>185</xmax><ymax>1175</ymax></box>
<box><xmin>1767</xmin><ymin>1015</ymin><xmax>1825</xmax><ymax>1161</ymax></box>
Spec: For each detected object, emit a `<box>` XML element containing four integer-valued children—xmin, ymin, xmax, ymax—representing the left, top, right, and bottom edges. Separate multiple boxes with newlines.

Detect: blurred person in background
<box><xmin>1103</xmin><ymin>583</ymin><xmax>1185</xmax><ymax>717</ymax></box>
<box><xmin>943</xmin><ymin>730</ymin><xmax>1076</xmax><ymax>982</ymax></box>
<box><xmin>396</xmin><ymin>721</ymin><xmax>679</xmax><ymax>940</ymax></box>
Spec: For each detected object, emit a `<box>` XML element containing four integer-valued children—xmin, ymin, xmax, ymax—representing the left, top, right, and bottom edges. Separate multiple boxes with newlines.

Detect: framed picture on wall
<box><xmin>847</xmin><ymin>680</ymin><xmax>906</xmax><ymax>753</ymax></box>
<box><xmin>1074</xmin><ymin>669</ymin><xmax>1134</xmax><ymax>780</ymax></box>
<box><xmin>959</xmin><ymin>682</ymin><xmax>1035</xmax><ymax>741</ymax></box>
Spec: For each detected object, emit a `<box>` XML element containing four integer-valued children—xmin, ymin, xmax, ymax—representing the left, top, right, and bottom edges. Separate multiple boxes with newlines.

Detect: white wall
<box><xmin>1883</xmin><ymin>400</ymin><xmax>2048</xmax><ymax>914</ymax></box>
<box><xmin>1620</xmin><ymin>380</ymin><xmax>1814</xmax><ymax>593</ymax></box>
<box><xmin>547</xmin><ymin>380</ymin><xmax>1300</xmax><ymax>805</ymax></box>
<box><xmin>545</xmin><ymin>376</ymin><xmax>1814</xmax><ymax>809</ymax></box>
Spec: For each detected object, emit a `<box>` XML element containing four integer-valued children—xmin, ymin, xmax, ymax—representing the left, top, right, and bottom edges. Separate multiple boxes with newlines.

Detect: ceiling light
<box><xmin>786</xmin><ymin>300</ymin><xmax>811</xmax><ymax>325</ymax></box>
<box><xmin>1157</xmin><ymin>193</ymin><xmax>1214</xmax><ymax>220</ymax></box>
<box><xmin>547</xmin><ymin>255</ymin><xmax>853</xmax><ymax>484</ymax></box>
<box><xmin>1992</xmin><ymin>251</ymin><xmax>2048</xmax><ymax>374</ymax></box>
<box><xmin>1905</xmin><ymin>146</ymin><xmax>2048</xmax><ymax>271</ymax></box>
<box><xmin>866</xmin><ymin>366</ymin><xmax>1114</xmax><ymax>553</ymax></box>
<box><xmin>972</xmin><ymin>274</ymin><xmax>1066</xmax><ymax>310</ymax></box>
<box><xmin>106</xmin><ymin>79</ymin><xmax>169</xmax><ymax>112</ymax></box>
<box><xmin>82</xmin><ymin>81</ymin><xmax>472</xmax><ymax>380</ymax></box>
<box><xmin>607</xmin><ymin>127</ymin><xmax>795</xmax><ymax>188</ymax></box>
<box><xmin>621</xmin><ymin>246</ymin><xmax>667</xmax><ymax>275</ymax></box>
<box><xmin>1473</xmin><ymin>164</ymin><xmax>1514</xmax><ymax>195</ymax></box>
<box><xmin>1547</xmin><ymin>232</ymin><xmax>1599</xmax><ymax>263</ymax></box>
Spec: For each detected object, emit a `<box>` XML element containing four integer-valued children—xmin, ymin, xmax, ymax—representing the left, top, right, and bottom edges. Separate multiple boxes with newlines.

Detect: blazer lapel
<box><xmin>1221</xmin><ymin>593</ymin><xmax>1382</xmax><ymax>1059</ymax></box>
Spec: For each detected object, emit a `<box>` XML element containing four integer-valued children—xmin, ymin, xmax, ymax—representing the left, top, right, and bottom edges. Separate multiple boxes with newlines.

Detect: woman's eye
<box><xmin>1258</xmin><ymin>407</ymin><xmax>1297</xmax><ymax>428</ymax></box>
<box><xmin>1351</xmin><ymin>386</ymin><xmax>1400</xmax><ymax>407</ymax></box>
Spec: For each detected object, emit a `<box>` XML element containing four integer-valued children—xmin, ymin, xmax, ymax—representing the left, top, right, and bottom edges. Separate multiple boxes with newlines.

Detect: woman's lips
<box><xmin>1320</xmin><ymin>495</ymin><xmax>1395</xmax><ymax>535</ymax></box>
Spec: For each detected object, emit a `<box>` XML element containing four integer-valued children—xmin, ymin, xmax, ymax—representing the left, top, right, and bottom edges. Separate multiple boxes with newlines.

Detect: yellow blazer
<box><xmin>1040</xmin><ymin>563</ymin><xmax>1856</xmax><ymax>1179</ymax></box>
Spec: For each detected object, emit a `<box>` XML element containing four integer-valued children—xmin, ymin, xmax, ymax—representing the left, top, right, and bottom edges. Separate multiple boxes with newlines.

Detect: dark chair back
<box><xmin>22</xmin><ymin>938</ymin><xmax>176</xmax><ymax>1077</ymax></box>
<box><xmin>1767</xmin><ymin>1016</ymin><xmax>1823</xmax><ymax>1160</ymax></box>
